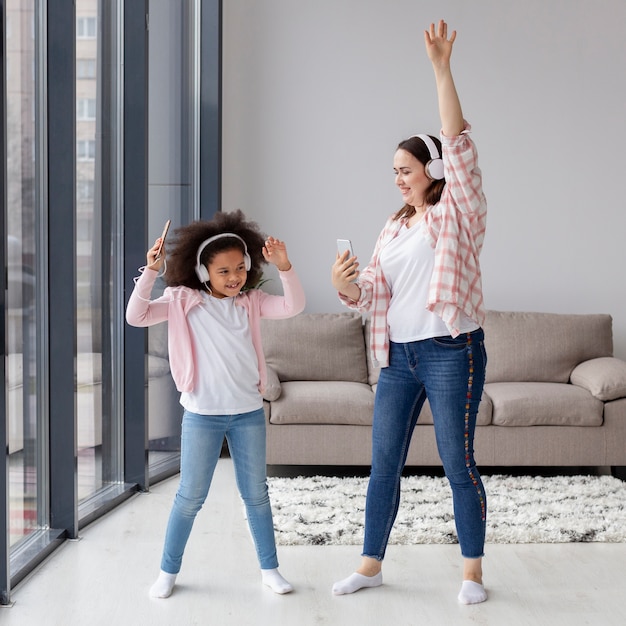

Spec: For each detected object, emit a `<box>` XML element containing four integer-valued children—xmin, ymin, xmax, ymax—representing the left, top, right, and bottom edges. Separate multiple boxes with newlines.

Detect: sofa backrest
<box><xmin>483</xmin><ymin>310</ymin><xmax>613</xmax><ymax>383</ymax></box>
<box><xmin>261</xmin><ymin>312</ymin><xmax>369</xmax><ymax>383</ymax></box>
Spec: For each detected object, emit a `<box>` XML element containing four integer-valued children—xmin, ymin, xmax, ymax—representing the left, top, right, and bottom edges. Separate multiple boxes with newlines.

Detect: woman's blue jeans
<box><xmin>364</xmin><ymin>329</ymin><xmax>487</xmax><ymax>560</ymax></box>
<box><xmin>160</xmin><ymin>407</ymin><xmax>279</xmax><ymax>574</ymax></box>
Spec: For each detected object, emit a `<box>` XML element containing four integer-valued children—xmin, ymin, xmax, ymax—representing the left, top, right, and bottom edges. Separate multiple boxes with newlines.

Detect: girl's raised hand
<box><xmin>146</xmin><ymin>238</ymin><xmax>165</xmax><ymax>271</ymax></box>
<box><xmin>424</xmin><ymin>19</ymin><xmax>456</xmax><ymax>67</ymax></box>
<box><xmin>262</xmin><ymin>236</ymin><xmax>292</xmax><ymax>272</ymax></box>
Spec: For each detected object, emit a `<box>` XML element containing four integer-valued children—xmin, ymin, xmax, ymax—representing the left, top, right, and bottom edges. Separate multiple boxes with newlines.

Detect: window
<box><xmin>5</xmin><ymin>0</ymin><xmax>44</xmax><ymax>574</ymax></box>
<box><xmin>77</xmin><ymin>139</ymin><xmax>96</xmax><ymax>160</ymax></box>
<box><xmin>77</xmin><ymin>59</ymin><xmax>96</xmax><ymax>79</ymax></box>
<box><xmin>77</xmin><ymin>17</ymin><xmax>97</xmax><ymax>38</ymax></box>
<box><xmin>77</xmin><ymin>98</ymin><xmax>96</xmax><ymax>120</ymax></box>
<box><xmin>77</xmin><ymin>180</ymin><xmax>95</xmax><ymax>201</ymax></box>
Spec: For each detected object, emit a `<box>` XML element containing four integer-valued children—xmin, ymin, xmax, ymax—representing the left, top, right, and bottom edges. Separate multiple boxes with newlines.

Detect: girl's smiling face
<box><xmin>206</xmin><ymin>248</ymin><xmax>248</xmax><ymax>298</ymax></box>
<box><xmin>393</xmin><ymin>148</ymin><xmax>431</xmax><ymax>208</ymax></box>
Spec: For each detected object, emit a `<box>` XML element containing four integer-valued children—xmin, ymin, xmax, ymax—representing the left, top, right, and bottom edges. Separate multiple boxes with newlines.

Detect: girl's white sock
<box><xmin>458</xmin><ymin>580</ymin><xmax>487</xmax><ymax>604</ymax></box>
<box><xmin>332</xmin><ymin>571</ymin><xmax>383</xmax><ymax>595</ymax></box>
<box><xmin>261</xmin><ymin>568</ymin><xmax>293</xmax><ymax>594</ymax></box>
<box><xmin>149</xmin><ymin>570</ymin><xmax>177</xmax><ymax>599</ymax></box>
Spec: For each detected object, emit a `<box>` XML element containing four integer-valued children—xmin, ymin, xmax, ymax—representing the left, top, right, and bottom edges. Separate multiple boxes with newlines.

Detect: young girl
<box><xmin>126</xmin><ymin>210</ymin><xmax>305</xmax><ymax>598</ymax></box>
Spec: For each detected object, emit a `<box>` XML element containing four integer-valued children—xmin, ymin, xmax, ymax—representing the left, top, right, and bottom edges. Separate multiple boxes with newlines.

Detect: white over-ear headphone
<box><xmin>413</xmin><ymin>134</ymin><xmax>444</xmax><ymax>181</ymax></box>
<box><xmin>194</xmin><ymin>232</ymin><xmax>251</xmax><ymax>283</ymax></box>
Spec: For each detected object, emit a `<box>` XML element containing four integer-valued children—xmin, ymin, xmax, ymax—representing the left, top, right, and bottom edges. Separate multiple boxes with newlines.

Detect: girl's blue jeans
<box><xmin>160</xmin><ymin>407</ymin><xmax>279</xmax><ymax>573</ymax></box>
<box><xmin>364</xmin><ymin>329</ymin><xmax>487</xmax><ymax>560</ymax></box>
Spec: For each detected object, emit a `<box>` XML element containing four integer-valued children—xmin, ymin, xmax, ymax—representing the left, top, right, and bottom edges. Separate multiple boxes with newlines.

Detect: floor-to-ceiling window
<box><xmin>146</xmin><ymin>0</ymin><xmax>201</xmax><ymax>480</ymax></box>
<box><xmin>75</xmin><ymin>0</ymin><xmax>125</xmax><ymax>510</ymax></box>
<box><xmin>5</xmin><ymin>0</ymin><xmax>42</xmax><ymax>554</ymax></box>
<box><xmin>1</xmin><ymin>0</ymin><xmax>219</xmax><ymax>604</ymax></box>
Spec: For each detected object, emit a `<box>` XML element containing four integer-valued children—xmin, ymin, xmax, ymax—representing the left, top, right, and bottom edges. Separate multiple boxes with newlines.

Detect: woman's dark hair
<box><xmin>393</xmin><ymin>134</ymin><xmax>446</xmax><ymax>221</ymax></box>
<box><xmin>164</xmin><ymin>209</ymin><xmax>267</xmax><ymax>290</ymax></box>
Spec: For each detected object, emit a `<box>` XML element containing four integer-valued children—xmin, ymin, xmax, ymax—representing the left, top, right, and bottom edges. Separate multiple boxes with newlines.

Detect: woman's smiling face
<box><xmin>393</xmin><ymin>148</ymin><xmax>430</xmax><ymax>207</ymax></box>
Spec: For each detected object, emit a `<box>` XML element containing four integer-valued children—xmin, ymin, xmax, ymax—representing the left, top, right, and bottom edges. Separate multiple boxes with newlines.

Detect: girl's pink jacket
<box><xmin>126</xmin><ymin>267</ymin><xmax>305</xmax><ymax>393</ymax></box>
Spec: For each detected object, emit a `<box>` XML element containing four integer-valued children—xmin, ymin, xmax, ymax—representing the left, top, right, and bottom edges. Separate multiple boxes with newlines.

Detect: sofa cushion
<box><xmin>570</xmin><ymin>357</ymin><xmax>626</xmax><ymax>401</ymax></box>
<box><xmin>261</xmin><ymin>312</ymin><xmax>368</xmax><ymax>383</ymax></box>
<box><xmin>363</xmin><ymin>316</ymin><xmax>380</xmax><ymax>386</ymax></box>
<box><xmin>483</xmin><ymin>311</ymin><xmax>613</xmax><ymax>384</ymax></box>
<box><xmin>263</xmin><ymin>365</ymin><xmax>282</xmax><ymax>401</ymax></box>
<box><xmin>268</xmin><ymin>381</ymin><xmax>374</xmax><ymax>425</ymax></box>
<box><xmin>485</xmin><ymin>382</ymin><xmax>604</xmax><ymax>426</ymax></box>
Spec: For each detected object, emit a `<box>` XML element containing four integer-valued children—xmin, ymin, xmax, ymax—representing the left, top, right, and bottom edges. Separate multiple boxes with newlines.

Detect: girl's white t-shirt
<box><xmin>380</xmin><ymin>223</ymin><xmax>478</xmax><ymax>342</ymax></box>
<box><xmin>179</xmin><ymin>293</ymin><xmax>263</xmax><ymax>415</ymax></box>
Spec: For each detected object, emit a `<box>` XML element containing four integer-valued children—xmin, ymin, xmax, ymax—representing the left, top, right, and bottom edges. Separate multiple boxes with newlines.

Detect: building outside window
<box><xmin>77</xmin><ymin>16</ymin><xmax>96</xmax><ymax>39</ymax></box>
<box><xmin>77</xmin><ymin>139</ymin><xmax>96</xmax><ymax>160</ymax></box>
<box><xmin>77</xmin><ymin>58</ymin><xmax>96</xmax><ymax>79</ymax></box>
<box><xmin>77</xmin><ymin>97</ymin><xmax>96</xmax><ymax>119</ymax></box>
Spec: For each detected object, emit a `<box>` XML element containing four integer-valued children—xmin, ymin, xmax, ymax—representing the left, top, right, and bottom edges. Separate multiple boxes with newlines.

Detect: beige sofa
<box><xmin>260</xmin><ymin>311</ymin><xmax>626</xmax><ymax>473</ymax></box>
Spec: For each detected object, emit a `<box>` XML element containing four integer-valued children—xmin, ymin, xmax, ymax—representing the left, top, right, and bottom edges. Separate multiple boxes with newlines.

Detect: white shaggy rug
<box><xmin>267</xmin><ymin>474</ymin><xmax>626</xmax><ymax>546</ymax></box>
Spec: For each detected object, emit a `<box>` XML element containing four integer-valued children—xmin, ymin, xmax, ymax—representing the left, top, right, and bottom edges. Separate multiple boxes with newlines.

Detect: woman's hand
<box><xmin>262</xmin><ymin>236</ymin><xmax>292</xmax><ymax>271</ymax></box>
<box><xmin>146</xmin><ymin>238</ymin><xmax>165</xmax><ymax>271</ymax></box>
<box><xmin>331</xmin><ymin>250</ymin><xmax>361</xmax><ymax>300</ymax></box>
<box><xmin>424</xmin><ymin>19</ymin><xmax>456</xmax><ymax>69</ymax></box>
<box><xmin>425</xmin><ymin>19</ymin><xmax>464</xmax><ymax>138</ymax></box>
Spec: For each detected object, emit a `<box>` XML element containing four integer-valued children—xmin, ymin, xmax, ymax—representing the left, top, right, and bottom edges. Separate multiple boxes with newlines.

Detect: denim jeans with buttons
<box><xmin>160</xmin><ymin>407</ymin><xmax>279</xmax><ymax>574</ymax></box>
<box><xmin>363</xmin><ymin>329</ymin><xmax>487</xmax><ymax>560</ymax></box>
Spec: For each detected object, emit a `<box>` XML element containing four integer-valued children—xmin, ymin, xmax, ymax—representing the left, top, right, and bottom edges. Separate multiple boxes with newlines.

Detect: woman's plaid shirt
<box><xmin>339</xmin><ymin>122</ymin><xmax>487</xmax><ymax>368</ymax></box>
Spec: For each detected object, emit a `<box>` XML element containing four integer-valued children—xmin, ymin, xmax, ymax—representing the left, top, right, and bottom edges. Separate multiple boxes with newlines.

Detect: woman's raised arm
<box><xmin>424</xmin><ymin>20</ymin><xmax>464</xmax><ymax>137</ymax></box>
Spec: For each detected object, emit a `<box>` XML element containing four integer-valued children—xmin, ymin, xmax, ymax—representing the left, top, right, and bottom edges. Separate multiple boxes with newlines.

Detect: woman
<box><xmin>331</xmin><ymin>20</ymin><xmax>488</xmax><ymax>605</ymax></box>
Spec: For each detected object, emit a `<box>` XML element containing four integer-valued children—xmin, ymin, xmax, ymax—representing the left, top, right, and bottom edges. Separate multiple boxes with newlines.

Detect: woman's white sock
<box><xmin>332</xmin><ymin>571</ymin><xmax>383</xmax><ymax>595</ymax></box>
<box><xmin>261</xmin><ymin>568</ymin><xmax>293</xmax><ymax>594</ymax></box>
<box><xmin>458</xmin><ymin>580</ymin><xmax>487</xmax><ymax>604</ymax></box>
<box><xmin>149</xmin><ymin>570</ymin><xmax>177</xmax><ymax>599</ymax></box>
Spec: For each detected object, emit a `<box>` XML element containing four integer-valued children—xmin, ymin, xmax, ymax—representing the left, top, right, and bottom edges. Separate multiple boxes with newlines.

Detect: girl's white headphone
<box><xmin>194</xmin><ymin>232</ymin><xmax>251</xmax><ymax>282</ymax></box>
<box><xmin>413</xmin><ymin>134</ymin><xmax>444</xmax><ymax>181</ymax></box>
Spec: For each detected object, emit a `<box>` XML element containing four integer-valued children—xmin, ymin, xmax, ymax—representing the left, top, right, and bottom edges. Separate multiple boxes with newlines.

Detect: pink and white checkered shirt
<box><xmin>339</xmin><ymin>122</ymin><xmax>487</xmax><ymax>368</ymax></box>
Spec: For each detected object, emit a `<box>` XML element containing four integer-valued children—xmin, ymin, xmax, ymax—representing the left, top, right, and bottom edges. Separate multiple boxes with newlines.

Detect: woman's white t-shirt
<box><xmin>380</xmin><ymin>223</ymin><xmax>478</xmax><ymax>342</ymax></box>
<box><xmin>179</xmin><ymin>293</ymin><xmax>263</xmax><ymax>415</ymax></box>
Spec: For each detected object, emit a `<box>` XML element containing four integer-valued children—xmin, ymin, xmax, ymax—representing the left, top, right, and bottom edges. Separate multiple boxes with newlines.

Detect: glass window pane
<box><xmin>6</xmin><ymin>0</ymin><xmax>41</xmax><ymax>548</ymax></box>
<box><xmin>77</xmin><ymin>58</ymin><xmax>96</xmax><ymax>79</ymax></box>
<box><xmin>147</xmin><ymin>1</ymin><xmax>201</xmax><ymax>475</ymax></box>
<box><xmin>76</xmin><ymin>0</ymin><xmax>123</xmax><ymax>504</ymax></box>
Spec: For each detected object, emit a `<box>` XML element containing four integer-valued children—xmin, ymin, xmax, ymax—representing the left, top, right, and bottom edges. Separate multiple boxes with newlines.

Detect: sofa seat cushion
<box><xmin>261</xmin><ymin>312</ymin><xmax>368</xmax><ymax>383</ymax></box>
<box><xmin>268</xmin><ymin>381</ymin><xmax>374</xmax><ymax>425</ymax></box>
<box><xmin>485</xmin><ymin>382</ymin><xmax>603</xmax><ymax>426</ymax></box>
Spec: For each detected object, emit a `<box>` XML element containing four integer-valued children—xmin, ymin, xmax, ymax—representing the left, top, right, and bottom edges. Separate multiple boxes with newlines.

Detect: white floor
<box><xmin>4</xmin><ymin>458</ymin><xmax>626</xmax><ymax>626</ymax></box>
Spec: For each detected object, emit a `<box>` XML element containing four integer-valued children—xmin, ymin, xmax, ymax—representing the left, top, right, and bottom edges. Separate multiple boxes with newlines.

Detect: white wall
<box><xmin>222</xmin><ymin>0</ymin><xmax>626</xmax><ymax>359</ymax></box>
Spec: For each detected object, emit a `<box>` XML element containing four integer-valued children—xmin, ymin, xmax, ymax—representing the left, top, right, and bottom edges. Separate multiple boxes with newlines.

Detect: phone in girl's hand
<box><xmin>155</xmin><ymin>219</ymin><xmax>171</xmax><ymax>259</ymax></box>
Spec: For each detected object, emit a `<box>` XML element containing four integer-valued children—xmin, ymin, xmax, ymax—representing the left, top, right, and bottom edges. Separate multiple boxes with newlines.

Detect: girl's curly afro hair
<box><xmin>163</xmin><ymin>210</ymin><xmax>267</xmax><ymax>291</ymax></box>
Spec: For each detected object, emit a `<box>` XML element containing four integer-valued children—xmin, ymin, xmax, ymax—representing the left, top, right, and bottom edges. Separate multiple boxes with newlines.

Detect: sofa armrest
<box><xmin>262</xmin><ymin>364</ymin><xmax>282</xmax><ymax>401</ymax></box>
<box><xmin>570</xmin><ymin>357</ymin><xmax>626</xmax><ymax>401</ymax></box>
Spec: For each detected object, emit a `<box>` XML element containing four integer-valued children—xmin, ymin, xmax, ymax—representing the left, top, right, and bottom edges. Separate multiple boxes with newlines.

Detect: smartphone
<box><xmin>337</xmin><ymin>238</ymin><xmax>357</xmax><ymax>281</ymax></box>
<box><xmin>155</xmin><ymin>219</ymin><xmax>171</xmax><ymax>259</ymax></box>
<box><xmin>336</xmin><ymin>238</ymin><xmax>354</xmax><ymax>259</ymax></box>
